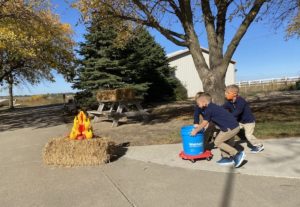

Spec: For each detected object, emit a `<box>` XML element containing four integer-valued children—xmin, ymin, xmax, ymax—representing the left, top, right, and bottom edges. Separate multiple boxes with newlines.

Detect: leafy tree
<box><xmin>74</xmin><ymin>18</ymin><xmax>186</xmax><ymax>107</ymax></box>
<box><xmin>0</xmin><ymin>1</ymin><xmax>75</xmax><ymax>108</ymax></box>
<box><xmin>288</xmin><ymin>14</ymin><xmax>300</xmax><ymax>38</ymax></box>
<box><xmin>0</xmin><ymin>0</ymin><xmax>50</xmax><ymax>26</ymax></box>
<box><xmin>75</xmin><ymin>0</ymin><xmax>274</xmax><ymax>104</ymax></box>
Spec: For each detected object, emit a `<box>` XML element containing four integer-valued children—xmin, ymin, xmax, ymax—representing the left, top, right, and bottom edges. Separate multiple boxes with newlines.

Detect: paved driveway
<box><xmin>0</xmin><ymin>123</ymin><xmax>300</xmax><ymax>207</ymax></box>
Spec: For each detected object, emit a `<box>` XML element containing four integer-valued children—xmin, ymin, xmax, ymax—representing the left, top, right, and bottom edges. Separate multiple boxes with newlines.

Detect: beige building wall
<box><xmin>168</xmin><ymin>49</ymin><xmax>236</xmax><ymax>97</ymax></box>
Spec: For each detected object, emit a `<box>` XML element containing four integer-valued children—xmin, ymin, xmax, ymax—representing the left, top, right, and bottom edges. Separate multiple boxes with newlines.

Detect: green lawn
<box><xmin>253</xmin><ymin>103</ymin><xmax>300</xmax><ymax>138</ymax></box>
<box><xmin>255</xmin><ymin>121</ymin><xmax>300</xmax><ymax>138</ymax></box>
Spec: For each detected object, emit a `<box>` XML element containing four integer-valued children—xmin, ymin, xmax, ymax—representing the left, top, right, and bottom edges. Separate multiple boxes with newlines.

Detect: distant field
<box><xmin>10</xmin><ymin>94</ymin><xmax>74</xmax><ymax>107</ymax></box>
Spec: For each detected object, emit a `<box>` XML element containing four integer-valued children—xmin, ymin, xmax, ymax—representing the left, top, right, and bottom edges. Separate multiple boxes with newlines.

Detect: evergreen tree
<box><xmin>73</xmin><ymin>22</ymin><xmax>126</xmax><ymax>92</ymax></box>
<box><xmin>121</xmin><ymin>28</ymin><xmax>181</xmax><ymax>102</ymax></box>
<box><xmin>73</xmin><ymin>18</ymin><xmax>127</xmax><ymax>107</ymax></box>
<box><xmin>74</xmin><ymin>18</ymin><xmax>187</xmax><ymax>108</ymax></box>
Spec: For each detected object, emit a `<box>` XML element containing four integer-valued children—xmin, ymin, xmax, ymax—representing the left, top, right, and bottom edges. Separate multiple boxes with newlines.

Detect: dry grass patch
<box><xmin>43</xmin><ymin>137</ymin><xmax>115</xmax><ymax>167</ymax></box>
<box><xmin>16</xmin><ymin>94</ymin><xmax>64</xmax><ymax>107</ymax></box>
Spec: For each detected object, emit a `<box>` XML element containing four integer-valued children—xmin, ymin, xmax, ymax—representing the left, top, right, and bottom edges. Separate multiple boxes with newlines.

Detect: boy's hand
<box><xmin>193</xmin><ymin>124</ymin><xmax>199</xmax><ymax>128</ymax></box>
<box><xmin>190</xmin><ymin>129</ymin><xmax>198</xmax><ymax>136</ymax></box>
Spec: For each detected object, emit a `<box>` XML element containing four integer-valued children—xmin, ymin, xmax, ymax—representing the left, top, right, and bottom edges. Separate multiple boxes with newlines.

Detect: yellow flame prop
<box><xmin>69</xmin><ymin>111</ymin><xmax>93</xmax><ymax>140</ymax></box>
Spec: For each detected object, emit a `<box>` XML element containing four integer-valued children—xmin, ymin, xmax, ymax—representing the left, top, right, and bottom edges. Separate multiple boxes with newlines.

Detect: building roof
<box><xmin>167</xmin><ymin>48</ymin><xmax>236</xmax><ymax>64</ymax></box>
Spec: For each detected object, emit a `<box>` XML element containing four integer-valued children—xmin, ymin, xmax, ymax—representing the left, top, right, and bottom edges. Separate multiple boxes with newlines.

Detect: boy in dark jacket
<box><xmin>191</xmin><ymin>92</ymin><xmax>245</xmax><ymax>167</ymax></box>
<box><xmin>224</xmin><ymin>85</ymin><xmax>264</xmax><ymax>153</ymax></box>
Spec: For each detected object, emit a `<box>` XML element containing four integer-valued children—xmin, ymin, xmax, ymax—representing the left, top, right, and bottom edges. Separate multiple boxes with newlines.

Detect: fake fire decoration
<box><xmin>69</xmin><ymin>111</ymin><xmax>93</xmax><ymax>140</ymax></box>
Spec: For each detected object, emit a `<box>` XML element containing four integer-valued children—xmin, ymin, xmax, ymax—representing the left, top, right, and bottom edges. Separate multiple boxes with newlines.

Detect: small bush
<box><xmin>296</xmin><ymin>80</ymin><xmax>300</xmax><ymax>90</ymax></box>
<box><xmin>74</xmin><ymin>90</ymin><xmax>98</xmax><ymax>110</ymax></box>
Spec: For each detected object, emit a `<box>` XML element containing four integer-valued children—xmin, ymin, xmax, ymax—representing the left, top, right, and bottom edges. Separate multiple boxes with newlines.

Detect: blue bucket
<box><xmin>180</xmin><ymin>125</ymin><xmax>204</xmax><ymax>156</ymax></box>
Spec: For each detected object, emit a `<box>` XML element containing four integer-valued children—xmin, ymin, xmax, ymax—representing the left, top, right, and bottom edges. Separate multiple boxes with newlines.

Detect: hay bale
<box><xmin>96</xmin><ymin>88</ymin><xmax>135</xmax><ymax>102</ymax></box>
<box><xmin>43</xmin><ymin>137</ymin><xmax>115</xmax><ymax>167</ymax></box>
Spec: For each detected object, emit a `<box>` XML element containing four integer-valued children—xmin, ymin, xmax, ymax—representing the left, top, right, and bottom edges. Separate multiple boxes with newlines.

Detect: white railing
<box><xmin>236</xmin><ymin>76</ymin><xmax>300</xmax><ymax>86</ymax></box>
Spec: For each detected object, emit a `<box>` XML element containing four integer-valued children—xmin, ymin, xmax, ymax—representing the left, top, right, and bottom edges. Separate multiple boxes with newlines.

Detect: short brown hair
<box><xmin>225</xmin><ymin>84</ymin><xmax>239</xmax><ymax>93</ymax></box>
<box><xmin>195</xmin><ymin>91</ymin><xmax>205</xmax><ymax>101</ymax></box>
<box><xmin>195</xmin><ymin>92</ymin><xmax>212</xmax><ymax>102</ymax></box>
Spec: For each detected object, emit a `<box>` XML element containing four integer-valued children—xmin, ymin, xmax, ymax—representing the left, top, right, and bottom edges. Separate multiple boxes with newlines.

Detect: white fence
<box><xmin>236</xmin><ymin>76</ymin><xmax>300</xmax><ymax>93</ymax></box>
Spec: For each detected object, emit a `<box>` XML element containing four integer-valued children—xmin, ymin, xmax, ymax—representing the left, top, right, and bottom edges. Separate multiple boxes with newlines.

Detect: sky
<box><xmin>1</xmin><ymin>1</ymin><xmax>299</xmax><ymax>96</ymax></box>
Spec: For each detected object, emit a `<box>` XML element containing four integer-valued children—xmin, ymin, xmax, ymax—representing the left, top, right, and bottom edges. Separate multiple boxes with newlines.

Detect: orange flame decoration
<box><xmin>69</xmin><ymin>111</ymin><xmax>93</xmax><ymax>140</ymax></box>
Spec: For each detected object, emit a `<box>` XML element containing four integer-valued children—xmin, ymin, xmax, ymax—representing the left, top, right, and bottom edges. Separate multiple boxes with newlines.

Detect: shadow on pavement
<box><xmin>0</xmin><ymin>104</ymin><xmax>73</xmax><ymax>132</ymax></box>
<box><xmin>220</xmin><ymin>167</ymin><xmax>236</xmax><ymax>207</ymax></box>
<box><xmin>264</xmin><ymin>140</ymin><xmax>300</xmax><ymax>164</ymax></box>
<box><xmin>109</xmin><ymin>142</ymin><xmax>130</xmax><ymax>162</ymax></box>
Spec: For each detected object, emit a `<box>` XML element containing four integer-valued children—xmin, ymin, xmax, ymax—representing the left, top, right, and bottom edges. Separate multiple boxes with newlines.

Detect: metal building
<box><xmin>167</xmin><ymin>49</ymin><xmax>236</xmax><ymax>97</ymax></box>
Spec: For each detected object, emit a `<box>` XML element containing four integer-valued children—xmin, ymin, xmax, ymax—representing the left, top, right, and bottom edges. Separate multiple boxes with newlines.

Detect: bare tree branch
<box><xmin>167</xmin><ymin>0</ymin><xmax>183</xmax><ymax>21</ymax></box>
<box><xmin>223</xmin><ymin>0</ymin><xmax>266</xmax><ymax>67</ymax></box>
<box><xmin>124</xmin><ymin>0</ymin><xmax>189</xmax><ymax>46</ymax></box>
<box><xmin>112</xmin><ymin>13</ymin><xmax>187</xmax><ymax>46</ymax></box>
<box><xmin>215</xmin><ymin>0</ymin><xmax>233</xmax><ymax>53</ymax></box>
<box><xmin>178</xmin><ymin>0</ymin><xmax>193</xmax><ymax>27</ymax></box>
<box><xmin>201</xmin><ymin>0</ymin><xmax>221</xmax><ymax>67</ymax></box>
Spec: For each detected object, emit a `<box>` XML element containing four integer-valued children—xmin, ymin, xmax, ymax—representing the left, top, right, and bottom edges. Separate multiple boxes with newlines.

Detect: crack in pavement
<box><xmin>101</xmin><ymin>168</ymin><xmax>137</xmax><ymax>207</ymax></box>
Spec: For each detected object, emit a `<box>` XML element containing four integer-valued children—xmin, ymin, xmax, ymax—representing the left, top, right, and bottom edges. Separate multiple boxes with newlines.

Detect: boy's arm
<box><xmin>191</xmin><ymin>107</ymin><xmax>211</xmax><ymax>136</ymax></box>
<box><xmin>193</xmin><ymin>106</ymin><xmax>200</xmax><ymax>124</ymax></box>
<box><xmin>191</xmin><ymin>120</ymin><xmax>209</xmax><ymax>136</ymax></box>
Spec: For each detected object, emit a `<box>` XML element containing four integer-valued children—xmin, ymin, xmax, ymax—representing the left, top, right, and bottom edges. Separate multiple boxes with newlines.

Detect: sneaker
<box><xmin>216</xmin><ymin>157</ymin><xmax>234</xmax><ymax>166</ymax></box>
<box><xmin>250</xmin><ymin>144</ymin><xmax>264</xmax><ymax>153</ymax></box>
<box><xmin>233</xmin><ymin>151</ymin><xmax>246</xmax><ymax>168</ymax></box>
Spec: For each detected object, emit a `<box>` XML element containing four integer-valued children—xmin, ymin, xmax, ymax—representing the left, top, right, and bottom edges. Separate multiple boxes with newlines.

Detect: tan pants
<box><xmin>239</xmin><ymin>122</ymin><xmax>261</xmax><ymax>146</ymax></box>
<box><xmin>214</xmin><ymin>127</ymin><xmax>240</xmax><ymax>158</ymax></box>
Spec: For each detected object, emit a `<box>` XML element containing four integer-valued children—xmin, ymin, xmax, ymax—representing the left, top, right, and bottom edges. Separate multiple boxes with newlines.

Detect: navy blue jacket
<box><xmin>223</xmin><ymin>96</ymin><xmax>255</xmax><ymax>124</ymax></box>
<box><xmin>194</xmin><ymin>103</ymin><xmax>239</xmax><ymax>132</ymax></box>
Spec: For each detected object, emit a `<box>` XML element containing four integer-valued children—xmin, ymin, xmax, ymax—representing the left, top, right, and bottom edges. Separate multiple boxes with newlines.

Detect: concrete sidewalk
<box><xmin>1</xmin><ymin>125</ymin><xmax>300</xmax><ymax>207</ymax></box>
<box><xmin>125</xmin><ymin>138</ymin><xmax>300</xmax><ymax>179</ymax></box>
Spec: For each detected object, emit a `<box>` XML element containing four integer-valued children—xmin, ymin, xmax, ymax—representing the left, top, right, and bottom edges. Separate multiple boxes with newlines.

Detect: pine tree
<box><xmin>73</xmin><ymin>22</ymin><xmax>126</xmax><ymax>92</ymax></box>
<box><xmin>121</xmin><ymin>28</ymin><xmax>181</xmax><ymax>102</ymax></box>
<box><xmin>74</xmin><ymin>18</ymin><xmax>187</xmax><ymax>108</ymax></box>
<box><xmin>73</xmin><ymin>18</ymin><xmax>128</xmax><ymax>107</ymax></box>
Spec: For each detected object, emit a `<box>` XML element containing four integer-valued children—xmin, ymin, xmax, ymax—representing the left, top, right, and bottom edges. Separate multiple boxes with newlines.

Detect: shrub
<box><xmin>74</xmin><ymin>91</ymin><xmax>98</xmax><ymax>110</ymax></box>
<box><xmin>296</xmin><ymin>80</ymin><xmax>300</xmax><ymax>90</ymax></box>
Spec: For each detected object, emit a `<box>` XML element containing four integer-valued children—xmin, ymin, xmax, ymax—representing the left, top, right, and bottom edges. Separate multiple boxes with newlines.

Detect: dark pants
<box><xmin>203</xmin><ymin>123</ymin><xmax>220</xmax><ymax>150</ymax></box>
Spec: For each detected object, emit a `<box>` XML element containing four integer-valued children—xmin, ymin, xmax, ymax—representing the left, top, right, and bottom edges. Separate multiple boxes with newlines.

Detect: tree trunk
<box><xmin>187</xmin><ymin>31</ymin><xmax>226</xmax><ymax>105</ymax></box>
<box><xmin>201</xmin><ymin>71</ymin><xmax>226</xmax><ymax>105</ymax></box>
<box><xmin>7</xmin><ymin>74</ymin><xmax>14</xmax><ymax>109</ymax></box>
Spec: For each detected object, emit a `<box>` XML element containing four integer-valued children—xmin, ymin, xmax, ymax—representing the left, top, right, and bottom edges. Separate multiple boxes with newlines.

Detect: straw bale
<box><xmin>96</xmin><ymin>88</ymin><xmax>135</xmax><ymax>102</ymax></box>
<box><xmin>43</xmin><ymin>137</ymin><xmax>115</xmax><ymax>167</ymax></box>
